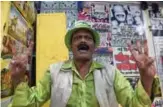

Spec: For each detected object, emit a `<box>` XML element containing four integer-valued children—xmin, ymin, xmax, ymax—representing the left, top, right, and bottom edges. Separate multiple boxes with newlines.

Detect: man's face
<box><xmin>71</xmin><ymin>29</ymin><xmax>95</xmax><ymax>61</ymax></box>
<box><xmin>113</xmin><ymin>5</ymin><xmax>126</xmax><ymax>22</ymax></box>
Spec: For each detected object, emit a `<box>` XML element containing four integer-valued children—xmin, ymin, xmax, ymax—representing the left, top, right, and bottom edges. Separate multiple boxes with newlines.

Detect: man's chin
<box><xmin>75</xmin><ymin>55</ymin><xmax>92</xmax><ymax>61</ymax></box>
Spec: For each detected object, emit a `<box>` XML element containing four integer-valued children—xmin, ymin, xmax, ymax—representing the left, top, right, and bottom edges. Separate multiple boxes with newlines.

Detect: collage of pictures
<box><xmin>1</xmin><ymin>2</ymin><xmax>36</xmax><ymax>98</ymax></box>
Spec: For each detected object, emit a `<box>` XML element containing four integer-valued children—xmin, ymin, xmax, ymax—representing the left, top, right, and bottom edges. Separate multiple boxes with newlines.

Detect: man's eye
<box><xmin>86</xmin><ymin>36</ymin><xmax>93</xmax><ymax>40</ymax></box>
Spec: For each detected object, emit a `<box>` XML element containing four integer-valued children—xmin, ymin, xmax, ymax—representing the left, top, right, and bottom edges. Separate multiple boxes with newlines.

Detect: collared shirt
<box><xmin>64</xmin><ymin>60</ymin><xmax>102</xmax><ymax>107</ymax></box>
<box><xmin>10</xmin><ymin>60</ymin><xmax>161</xmax><ymax>107</ymax></box>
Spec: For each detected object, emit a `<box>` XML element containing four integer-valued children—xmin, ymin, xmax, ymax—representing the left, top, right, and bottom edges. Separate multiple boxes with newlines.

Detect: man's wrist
<box><xmin>140</xmin><ymin>77</ymin><xmax>154</xmax><ymax>97</ymax></box>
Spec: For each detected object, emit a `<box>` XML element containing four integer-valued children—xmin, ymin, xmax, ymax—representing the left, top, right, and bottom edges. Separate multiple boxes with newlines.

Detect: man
<box><xmin>9</xmin><ymin>21</ymin><xmax>161</xmax><ymax>107</ymax></box>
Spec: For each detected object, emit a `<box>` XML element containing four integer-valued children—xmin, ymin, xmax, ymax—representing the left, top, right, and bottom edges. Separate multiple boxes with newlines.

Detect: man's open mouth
<box><xmin>78</xmin><ymin>44</ymin><xmax>89</xmax><ymax>52</ymax></box>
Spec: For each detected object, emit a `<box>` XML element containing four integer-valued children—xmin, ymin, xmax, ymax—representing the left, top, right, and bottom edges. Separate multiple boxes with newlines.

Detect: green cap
<box><xmin>65</xmin><ymin>20</ymin><xmax>100</xmax><ymax>50</ymax></box>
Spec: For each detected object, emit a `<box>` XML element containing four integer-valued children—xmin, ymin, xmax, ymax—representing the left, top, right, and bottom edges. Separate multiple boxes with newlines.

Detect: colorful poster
<box><xmin>78</xmin><ymin>1</ymin><xmax>110</xmax><ymax>23</ymax></box>
<box><xmin>113</xmin><ymin>47</ymin><xmax>140</xmax><ymax>77</ymax></box>
<box><xmin>8</xmin><ymin>4</ymin><xmax>30</xmax><ymax>45</ymax></box>
<box><xmin>13</xmin><ymin>1</ymin><xmax>36</xmax><ymax>24</ymax></box>
<box><xmin>111</xmin><ymin>4</ymin><xmax>145</xmax><ymax>47</ymax></box>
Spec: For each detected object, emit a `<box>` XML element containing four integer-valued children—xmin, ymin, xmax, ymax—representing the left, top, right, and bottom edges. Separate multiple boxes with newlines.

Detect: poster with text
<box><xmin>113</xmin><ymin>47</ymin><xmax>140</xmax><ymax>77</ymax></box>
<box><xmin>111</xmin><ymin>4</ymin><xmax>146</xmax><ymax>47</ymax></box>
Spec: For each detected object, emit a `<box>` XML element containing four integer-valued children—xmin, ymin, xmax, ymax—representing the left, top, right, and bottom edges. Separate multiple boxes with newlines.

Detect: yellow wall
<box><xmin>1</xmin><ymin>1</ymin><xmax>10</xmax><ymax>52</ymax></box>
<box><xmin>36</xmin><ymin>13</ymin><xmax>69</xmax><ymax>107</ymax></box>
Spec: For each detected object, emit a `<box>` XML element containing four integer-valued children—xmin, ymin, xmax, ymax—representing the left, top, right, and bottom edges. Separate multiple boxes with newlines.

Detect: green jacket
<box><xmin>10</xmin><ymin>60</ymin><xmax>161</xmax><ymax>107</ymax></box>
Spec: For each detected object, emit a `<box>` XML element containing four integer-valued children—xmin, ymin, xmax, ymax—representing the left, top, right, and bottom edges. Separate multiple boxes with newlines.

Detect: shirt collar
<box><xmin>61</xmin><ymin>60</ymin><xmax>104</xmax><ymax>71</ymax></box>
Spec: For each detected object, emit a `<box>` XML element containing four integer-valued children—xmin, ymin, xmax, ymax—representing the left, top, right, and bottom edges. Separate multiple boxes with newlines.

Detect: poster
<box><xmin>13</xmin><ymin>1</ymin><xmax>36</xmax><ymax>24</ymax></box>
<box><xmin>8</xmin><ymin>4</ymin><xmax>30</xmax><ymax>45</ymax></box>
<box><xmin>113</xmin><ymin>47</ymin><xmax>139</xmax><ymax>77</ymax></box>
<box><xmin>77</xmin><ymin>1</ymin><xmax>111</xmax><ymax>54</ymax></box>
<box><xmin>78</xmin><ymin>1</ymin><xmax>110</xmax><ymax>23</ymax></box>
<box><xmin>111</xmin><ymin>4</ymin><xmax>146</xmax><ymax>47</ymax></box>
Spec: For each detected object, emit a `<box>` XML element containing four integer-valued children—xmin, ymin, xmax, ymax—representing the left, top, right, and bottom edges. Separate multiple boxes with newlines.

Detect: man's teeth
<box><xmin>79</xmin><ymin>49</ymin><xmax>88</xmax><ymax>52</ymax></box>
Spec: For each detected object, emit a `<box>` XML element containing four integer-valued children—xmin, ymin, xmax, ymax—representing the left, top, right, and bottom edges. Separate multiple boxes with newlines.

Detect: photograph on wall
<box><xmin>111</xmin><ymin>4</ymin><xmax>145</xmax><ymax>47</ymax></box>
<box><xmin>149</xmin><ymin>8</ymin><xmax>163</xmax><ymax>37</ymax></box>
<box><xmin>113</xmin><ymin>47</ymin><xmax>140</xmax><ymax>77</ymax></box>
<box><xmin>8</xmin><ymin>4</ymin><xmax>30</xmax><ymax>45</ymax></box>
<box><xmin>150</xmin><ymin>18</ymin><xmax>163</xmax><ymax>36</ymax></box>
<box><xmin>149</xmin><ymin>8</ymin><xmax>163</xmax><ymax>19</ymax></box>
<box><xmin>13</xmin><ymin>1</ymin><xmax>36</xmax><ymax>24</ymax></box>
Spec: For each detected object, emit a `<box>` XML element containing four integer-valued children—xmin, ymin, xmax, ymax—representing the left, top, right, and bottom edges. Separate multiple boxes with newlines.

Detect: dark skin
<box><xmin>71</xmin><ymin>29</ymin><xmax>95</xmax><ymax>79</ymax></box>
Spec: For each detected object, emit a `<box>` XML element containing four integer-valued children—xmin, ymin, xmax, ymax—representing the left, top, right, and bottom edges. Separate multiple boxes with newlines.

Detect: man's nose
<box><xmin>81</xmin><ymin>37</ymin><xmax>86</xmax><ymax>43</ymax></box>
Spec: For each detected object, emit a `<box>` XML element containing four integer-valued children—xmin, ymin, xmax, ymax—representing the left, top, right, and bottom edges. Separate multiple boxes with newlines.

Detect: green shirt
<box><xmin>10</xmin><ymin>60</ymin><xmax>161</xmax><ymax>107</ymax></box>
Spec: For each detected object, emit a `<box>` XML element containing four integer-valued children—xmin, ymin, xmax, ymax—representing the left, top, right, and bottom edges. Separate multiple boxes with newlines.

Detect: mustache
<box><xmin>77</xmin><ymin>43</ymin><xmax>89</xmax><ymax>50</ymax></box>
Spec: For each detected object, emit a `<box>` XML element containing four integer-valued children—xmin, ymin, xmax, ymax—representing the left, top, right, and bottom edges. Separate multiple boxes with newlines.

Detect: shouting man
<box><xmin>9</xmin><ymin>21</ymin><xmax>161</xmax><ymax>107</ymax></box>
